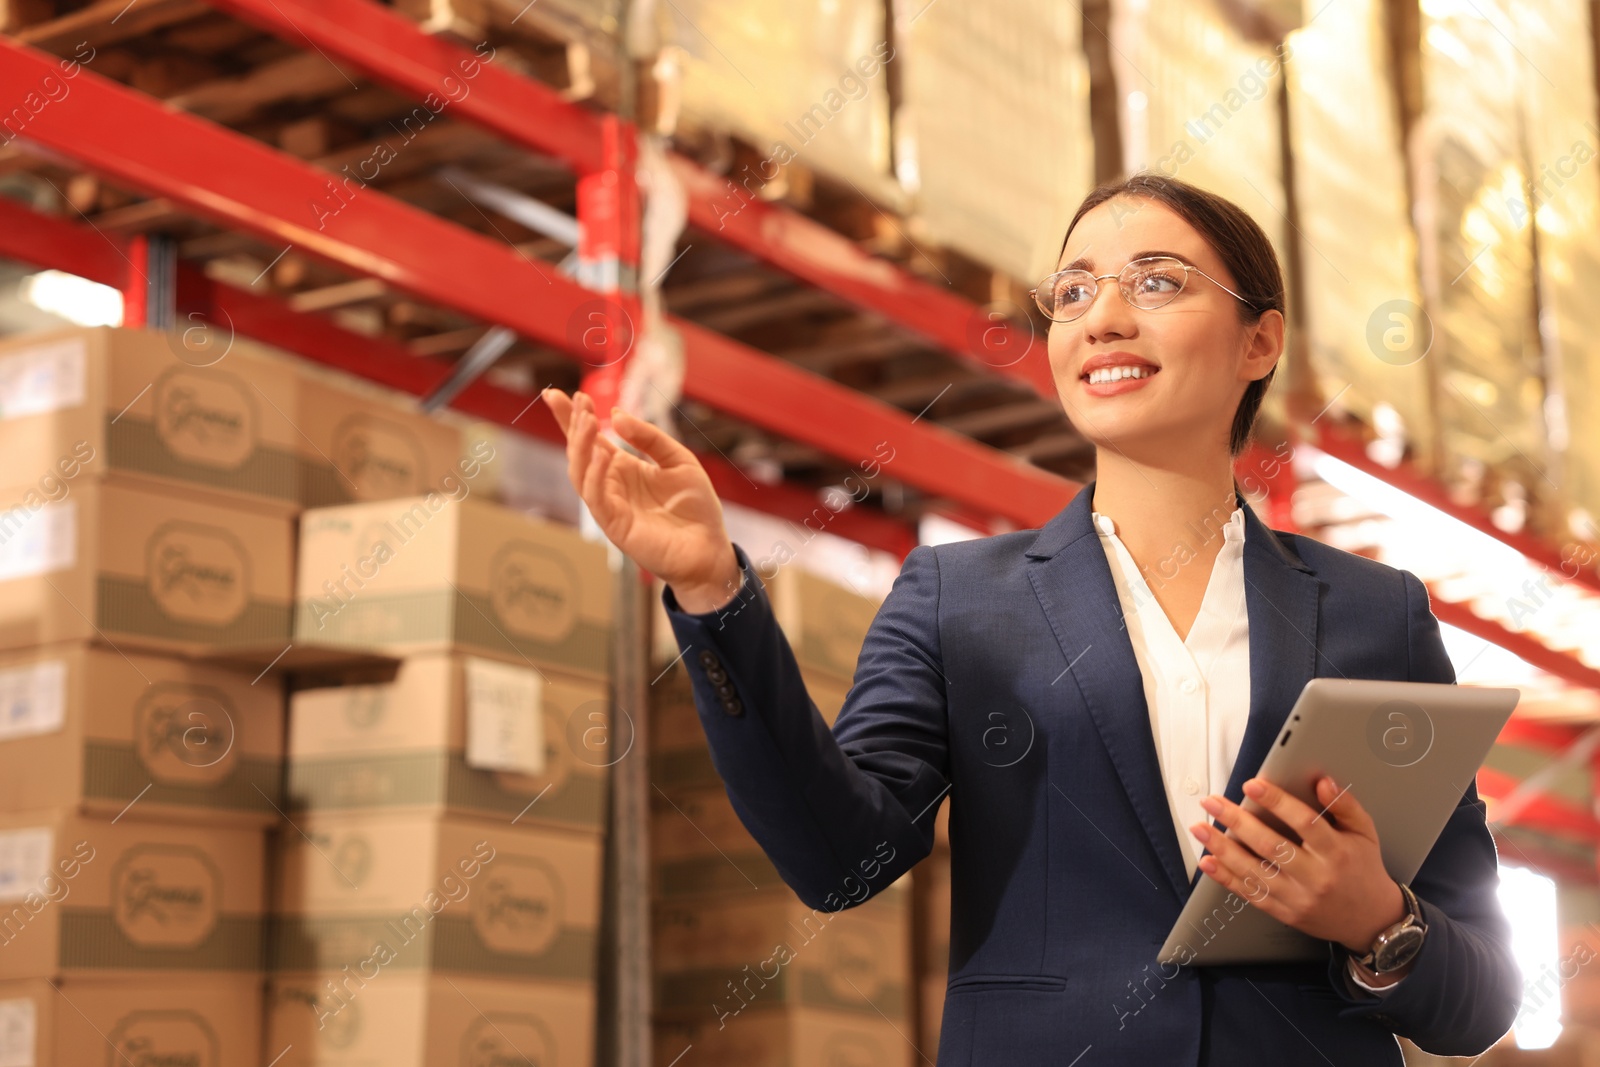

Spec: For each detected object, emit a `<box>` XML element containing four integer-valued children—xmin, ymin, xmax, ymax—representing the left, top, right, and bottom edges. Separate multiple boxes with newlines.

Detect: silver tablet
<box><xmin>1159</xmin><ymin>677</ymin><xmax>1520</xmax><ymax>967</ymax></box>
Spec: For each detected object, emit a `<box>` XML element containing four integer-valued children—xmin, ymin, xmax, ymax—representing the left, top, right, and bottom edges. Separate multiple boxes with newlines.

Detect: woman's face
<box><xmin>1044</xmin><ymin>196</ymin><xmax>1281</xmax><ymax>459</ymax></box>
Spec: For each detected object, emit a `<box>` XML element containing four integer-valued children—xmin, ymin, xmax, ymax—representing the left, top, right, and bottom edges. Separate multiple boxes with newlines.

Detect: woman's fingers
<box><xmin>611</xmin><ymin>407</ymin><xmax>691</xmax><ymax>469</ymax></box>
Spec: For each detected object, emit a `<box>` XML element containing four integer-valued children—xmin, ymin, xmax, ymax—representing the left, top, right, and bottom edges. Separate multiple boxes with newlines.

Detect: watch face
<box><xmin>1374</xmin><ymin>926</ymin><xmax>1426</xmax><ymax>972</ymax></box>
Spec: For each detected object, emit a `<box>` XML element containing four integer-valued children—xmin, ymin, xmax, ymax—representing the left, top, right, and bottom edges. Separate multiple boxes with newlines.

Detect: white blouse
<box><xmin>1092</xmin><ymin>505</ymin><xmax>1398</xmax><ymax>996</ymax></box>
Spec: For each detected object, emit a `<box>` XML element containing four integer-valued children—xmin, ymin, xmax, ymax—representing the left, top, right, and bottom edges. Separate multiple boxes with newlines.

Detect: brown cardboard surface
<box><xmin>0</xmin><ymin>476</ymin><xmax>294</xmax><ymax>656</ymax></box>
<box><xmin>295</xmin><ymin>375</ymin><xmax>465</xmax><ymax>508</ymax></box>
<box><xmin>919</xmin><ymin>971</ymin><xmax>946</xmax><ymax>1056</ymax></box>
<box><xmin>650</xmin><ymin>569</ymin><xmax>880</xmax><ymax>684</ymax></box>
<box><xmin>0</xmin><ymin>811</ymin><xmax>266</xmax><ymax>980</ymax></box>
<box><xmin>651</xmin><ymin>785</ymin><xmax>912</xmax><ymax>906</ymax></box>
<box><xmin>654</xmin><ymin>1007</ymin><xmax>916</xmax><ymax>1067</ymax></box>
<box><xmin>294</xmin><ymin>496</ymin><xmax>611</xmax><ymax>680</ymax></box>
<box><xmin>0</xmin><ymin>974</ymin><xmax>264</xmax><ymax>1067</ymax></box>
<box><xmin>649</xmin><ymin>665</ymin><xmax>851</xmax><ymax>792</ymax></box>
<box><xmin>267</xmin><ymin>972</ymin><xmax>594</xmax><ymax>1067</ymax></box>
<box><xmin>286</xmin><ymin>654</ymin><xmax>608</xmax><ymax>832</ymax></box>
<box><xmin>271</xmin><ymin>812</ymin><xmax>600</xmax><ymax>983</ymax></box>
<box><xmin>0</xmin><ymin>325</ymin><xmax>302</xmax><ymax>510</ymax></box>
<box><xmin>0</xmin><ymin>643</ymin><xmax>284</xmax><ymax>825</ymax></box>
<box><xmin>913</xmin><ymin>851</ymin><xmax>950</xmax><ymax>974</ymax></box>
<box><xmin>653</xmin><ymin>891</ymin><xmax>911</xmax><ymax>1022</ymax></box>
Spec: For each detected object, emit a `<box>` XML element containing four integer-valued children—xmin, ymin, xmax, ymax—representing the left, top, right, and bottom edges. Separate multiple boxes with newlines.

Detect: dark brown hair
<box><xmin>1058</xmin><ymin>173</ymin><xmax>1285</xmax><ymax>457</ymax></box>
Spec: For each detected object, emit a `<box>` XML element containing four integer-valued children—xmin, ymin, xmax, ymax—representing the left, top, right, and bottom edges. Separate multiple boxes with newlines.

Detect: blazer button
<box><xmin>697</xmin><ymin>650</ymin><xmax>719</xmax><ymax>670</ymax></box>
<box><xmin>722</xmin><ymin>696</ymin><xmax>744</xmax><ymax>716</ymax></box>
<box><xmin>706</xmin><ymin>666</ymin><xmax>728</xmax><ymax>685</ymax></box>
<box><xmin>714</xmin><ymin>682</ymin><xmax>736</xmax><ymax>700</ymax></box>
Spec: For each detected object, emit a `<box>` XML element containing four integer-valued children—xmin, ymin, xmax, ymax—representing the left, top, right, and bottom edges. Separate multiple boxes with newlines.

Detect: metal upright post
<box><xmin>578</xmin><ymin>109</ymin><xmax>648</xmax><ymax>1067</ymax></box>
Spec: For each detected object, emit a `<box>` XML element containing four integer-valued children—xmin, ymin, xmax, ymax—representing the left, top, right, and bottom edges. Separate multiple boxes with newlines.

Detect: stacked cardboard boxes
<box><xmin>272</xmin><ymin>494</ymin><xmax>611</xmax><ymax>1066</ymax></box>
<box><xmin>649</xmin><ymin>566</ymin><xmax>916</xmax><ymax>1066</ymax></box>
<box><xmin>915</xmin><ymin>805</ymin><xmax>952</xmax><ymax>1054</ymax></box>
<box><xmin>0</xmin><ymin>326</ymin><xmax>300</xmax><ymax>1065</ymax></box>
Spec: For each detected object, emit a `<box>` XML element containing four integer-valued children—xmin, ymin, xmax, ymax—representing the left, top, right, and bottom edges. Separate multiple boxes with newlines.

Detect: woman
<box><xmin>546</xmin><ymin>174</ymin><xmax>1521</xmax><ymax>1064</ymax></box>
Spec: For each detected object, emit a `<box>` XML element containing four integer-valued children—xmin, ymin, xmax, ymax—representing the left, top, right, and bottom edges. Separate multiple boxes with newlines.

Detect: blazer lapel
<box><xmin>1027</xmin><ymin>481</ymin><xmax>1322</xmax><ymax>903</ymax></box>
<box><xmin>1026</xmin><ymin>481</ymin><xmax>1194</xmax><ymax>900</ymax></box>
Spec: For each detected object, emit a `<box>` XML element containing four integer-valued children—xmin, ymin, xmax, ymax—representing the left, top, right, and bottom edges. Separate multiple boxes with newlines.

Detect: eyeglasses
<box><xmin>1028</xmin><ymin>255</ymin><xmax>1254</xmax><ymax>323</ymax></box>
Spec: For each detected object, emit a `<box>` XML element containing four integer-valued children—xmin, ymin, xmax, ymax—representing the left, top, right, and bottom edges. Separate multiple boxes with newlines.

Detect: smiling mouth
<box><xmin>1082</xmin><ymin>366</ymin><xmax>1160</xmax><ymax>384</ymax></box>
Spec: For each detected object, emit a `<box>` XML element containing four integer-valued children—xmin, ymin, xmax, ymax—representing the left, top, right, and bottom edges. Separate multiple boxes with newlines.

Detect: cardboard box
<box><xmin>650</xmin><ymin>665</ymin><xmax>851</xmax><ymax>792</ymax></box>
<box><xmin>295</xmin><ymin>497</ymin><xmax>611</xmax><ymax>680</ymax></box>
<box><xmin>0</xmin><ymin>643</ymin><xmax>284</xmax><ymax>826</ymax></box>
<box><xmin>0</xmin><ymin>975</ymin><xmax>263</xmax><ymax>1067</ymax></box>
<box><xmin>0</xmin><ymin>325</ymin><xmax>301</xmax><ymax>510</ymax></box>
<box><xmin>653</xmin><ymin>891</ymin><xmax>911</xmax><ymax>1023</ymax></box>
<box><xmin>651</xmin><ymin>785</ymin><xmax>912</xmax><ymax>911</ymax></box>
<box><xmin>0</xmin><ymin>477</ymin><xmax>294</xmax><ymax>656</ymax></box>
<box><xmin>267</xmin><ymin>973</ymin><xmax>593</xmax><ymax>1067</ymax></box>
<box><xmin>286</xmin><ymin>654</ymin><xmax>608</xmax><ymax>832</ymax></box>
<box><xmin>914</xmin><ymin>851</ymin><xmax>950</xmax><ymax>974</ymax></box>
<box><xmin>271</xmin><ymin>813</ymin><xmax>600</xmax><ymax>984</ymax></box>
<box><xmin>0</xmin><ymin>811</ymin><xmax>266</xmax><ymax>980</ymax></box>
<box><xmin>651</xmin><ymin>566</ymin><xmax>881</xmax><ymax>684</ymax></box>
<box><xmin>295</xmin><ymin>375</ymin><xmax>466</xmax><ymax>508</ymax></box>
<box><xmin>919</xmin><ymin>971</ymin><xmax>946</xmax><ymax>1056</ymax></box>
<box><xmin>654</xmin><ymin>1008</ymin><xmax>915</xmax><ymax>1067</ymax></box>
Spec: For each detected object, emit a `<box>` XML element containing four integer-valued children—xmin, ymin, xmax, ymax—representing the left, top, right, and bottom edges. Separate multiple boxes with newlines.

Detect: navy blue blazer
<box><xmin>661</xmin><ymin>480</ymin><xmax>1521</xmax><ymax>1064</ymax></box>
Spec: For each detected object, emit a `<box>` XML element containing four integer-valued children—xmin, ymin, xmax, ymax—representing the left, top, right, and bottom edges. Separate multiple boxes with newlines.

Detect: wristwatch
<box><xmin>1352</xmin><ymin>881</ymin><xmax>1428</xmax><ymax>974</ymax></box>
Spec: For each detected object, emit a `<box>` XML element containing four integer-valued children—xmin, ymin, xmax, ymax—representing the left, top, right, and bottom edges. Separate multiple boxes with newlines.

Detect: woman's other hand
<box><xmin>544</xmin><ymin>387</ymin><xmax>742</xmax><ymax>613</ymax></box>
<box><xmin>1187</xmin><ymin>775</ymin><xmax>1410</xmax><ymax>955</ymax></box>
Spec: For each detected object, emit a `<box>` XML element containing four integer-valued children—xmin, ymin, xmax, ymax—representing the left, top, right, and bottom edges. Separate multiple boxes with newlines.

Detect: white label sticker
<box><xmin>0</xmin><ymin>998</ymin><xmax>36</xmax><ymax>1067</ymax></box>
<box><xmin>0</xmin><ymin>829</ymin><xmax>52</xmax><ymax>904</ymax></box>
<box><xmin>0</xmin><ymin>501</ymin><xmax>76</xmax><ymax>582</ymax></box>
<box><xmin>0</xmin><ymin>338</ymin><xmax>87</xmax><ymax>421</ymax></box>
<box><xmin>0</xmin><ymin>661</ymin><xmax>66</xmax><ymax>743</ymax></box>
<box><xmin>465</xmin><ymin>658</ymin><xmax>544</xmax><ymax>776</ymax></box>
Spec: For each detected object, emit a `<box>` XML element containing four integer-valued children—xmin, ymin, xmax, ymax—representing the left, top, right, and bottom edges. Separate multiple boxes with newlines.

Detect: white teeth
<box><xmin>1086</xmin><ymin>365</ymin><xmax>1155</xmax><ymax>385</ymax></box>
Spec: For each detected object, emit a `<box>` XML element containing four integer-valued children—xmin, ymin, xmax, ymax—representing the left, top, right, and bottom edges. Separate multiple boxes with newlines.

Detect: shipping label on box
<box><xmin>287</xmin><ymin>654</ymin><xmax>608</xmax><ymax>831</ymax></box>
<box><xmin>0</xmin><ymin>976</ymin><xmax>263</xmax><ymax>1067</ymax></box>
<box><xmin>0</xmin><ymin>326</ymin><xmax>302</xmax><ymax>509</ymax></box>
<box><xmin>0</xmin><ymin>644</ymin><xmax>283</xmax><ymax>825</ymax></box>
<box><xmin>0</xmin><ymin>812</ymin><xmax>265</xmax><ymax>980</ymax></box>
<box><xmin>0</xmin><ymin>478</ymin><xmax>293</xmax><ymax>655</ymax></box>
<box><xmin>294</xmin><ymin>496</ymin><xmax>611</xmax><ymax>680</ymax></box>
<box><xmin>271</xmin><ymin>813</ymin><xmax>599</xmax><ymax>983</ymax></box>
<box><xmin>267</xmin><ymin>973</ymin><xmax>593</xmax><ymax>1067</ymax></box>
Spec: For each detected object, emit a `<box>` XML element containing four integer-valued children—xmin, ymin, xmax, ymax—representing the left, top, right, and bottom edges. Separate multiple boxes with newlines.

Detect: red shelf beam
<box><xmin>0</xmin><ymin>34</ymin><xmax>1074</xmax><ymax>533</ymax></box>
<box><xmin>203</xmin><ymin>0</ymin><xmax>1055</xmax><ymax>400</ymax></box>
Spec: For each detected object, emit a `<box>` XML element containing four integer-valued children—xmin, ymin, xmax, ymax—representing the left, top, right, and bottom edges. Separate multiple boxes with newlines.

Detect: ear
<box><xmin>1242</xmin><ymin>307</ymin><xmax>1285</xmax><ymax>382</ymax></box>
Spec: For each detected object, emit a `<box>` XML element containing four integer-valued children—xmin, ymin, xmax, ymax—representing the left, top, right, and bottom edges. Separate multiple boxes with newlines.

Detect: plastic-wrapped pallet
<box><xmin>893</xmin><ymin>0</ymin><xmax>1095</xmax><ymax>282</ymax></box>
<box><xmin>661</xmin><ymin>0</ymin><xmax>903</xmax><ymax>211</ymax></box>
<box><xmin>1507</xmin><ymin>0</ymin><xmax>1600</xmax><ymax>539</ymax></box>
<box><xmin>1108</xmin><ymin>0</ymin><xmax>1288</xmax><ymax>259</ymax></box>
<box><xmin>1412</xmin><ymin>3</ymin><xmax>1551</xmax><ymax>505</ymax></box>
<box><xmin>1284</xmin><ymin>0</ymin><xmax>1435</xmax><ymax>464</ymax></box>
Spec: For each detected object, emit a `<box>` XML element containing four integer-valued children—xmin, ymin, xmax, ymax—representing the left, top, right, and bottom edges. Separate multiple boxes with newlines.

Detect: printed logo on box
<box><xmin>460</xmin><ymin>1012</ymin><xmax>555</xmax><ymax>1067</ymax></box>
<box><xmin>488</xmin><ymin>542</ymin><xmax>578</xmax><ymax>642</ymax></box>
<box><xmin>135</xmin><ymin>683</ymin><xmax>238</xmax><ymax>785</ymax></box>
<box><xmin>822</xmin><ymin>1030</ymin><xmax>887</xmax><ymax>1067</ymax></box>
<box><xmin>329</xmin><ymin>833</ymin><xmax>375</xmax><ymax>889</ymax></box>
<box><xmin>341</xmin><ymin>686</ymin><xmax>387</xmax><ymax>731</ymax></box>
<box><xmin>276</xmin><ymin>985</ymin><xmax>360</xmax><ymax>1051</ymax></box>
<box><xmin>112</xmin><ymin>845</ymin><xmax>221</xmax><ymax>949</ymax></box>
<box><xmin>334</xmin><ymin>415</ymin><xmax>427</xmax><ymax>498</ymax></box>
<box><xmin>471</xmin><ymin>856</ymin><xmax>561</xmax><ymax>956</ymax></box>
<box><xmin>146</xmin><ymin>523</ymin><xmax>250</xmax><ymax>625</ymax></box>
<box><xmin>821</xmin><ymin>924</ymin><xmax>888</xmax><ymax>1004</ymax></box>
<box><xmin>153</xmin><ymin>368</ymin><xmax>257</xmax><ymax>469</ymax></box>
<box><xmin>107</xmin><ymin>1010</ymin><xmax>220</xmax><ymax>1067</ymax></box>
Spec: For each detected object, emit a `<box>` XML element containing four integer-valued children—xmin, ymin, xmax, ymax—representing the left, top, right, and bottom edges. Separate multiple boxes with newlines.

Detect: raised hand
<box><xmin>544</xmin><ymin>387</ymin><xmax>742</xmax><ymax>613</ymax></box>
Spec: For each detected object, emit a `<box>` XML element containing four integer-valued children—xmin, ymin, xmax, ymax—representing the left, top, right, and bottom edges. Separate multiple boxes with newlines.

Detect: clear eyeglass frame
<box><xmin>1028</xmin><ymin>255</ymin><xmax>1253</xmax><ymax>323</ymax></box>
